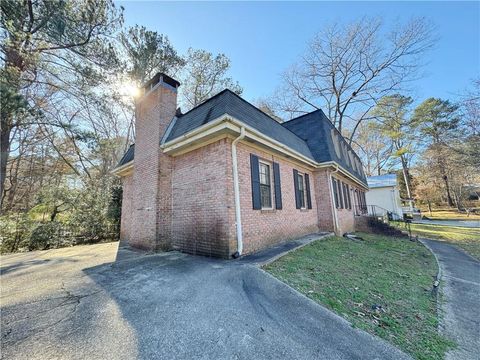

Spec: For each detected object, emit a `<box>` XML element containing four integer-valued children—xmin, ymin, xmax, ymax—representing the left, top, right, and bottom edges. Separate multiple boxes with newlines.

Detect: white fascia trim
<box><xmin>160</xmin><ymin>114</ymin><xmax>368</xmax><ymax>188</ymax></box>
<box><xmin>161</xmin><ymin>114</ymin><xmax>318</xmax><ymax>167</ymax></box>
<box><xmin>160</xmin><ymin>115</ymin><xmax>229</xmax><ymax>151</ymax></box>
<box><xmin>317</xmin><ymin>161</ymin><xmax>368</xmax><ymax>190</ymax></box>
<box><xmin>112</xmin><ymin>160</ymin><xmax>134</xmax><ymax>176</ymax></box>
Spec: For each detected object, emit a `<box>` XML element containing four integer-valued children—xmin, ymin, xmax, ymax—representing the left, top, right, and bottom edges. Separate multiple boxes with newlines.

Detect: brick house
<box><xmin>113</xmin><ymin>73</ymin><xmax>368</xmax><ymax>258</ymax></box>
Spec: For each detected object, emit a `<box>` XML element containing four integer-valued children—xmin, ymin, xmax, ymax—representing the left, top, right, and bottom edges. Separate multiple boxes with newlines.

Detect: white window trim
<box><xmin>259</xmin><ymin>159</ymin><xmax>274</xmax><ymax>210</ymax></box>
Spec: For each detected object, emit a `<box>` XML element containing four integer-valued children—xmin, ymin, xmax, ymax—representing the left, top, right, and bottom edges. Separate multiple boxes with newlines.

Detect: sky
<box><xmin>118</xmin><ymin>1</ymin><xmax>480</xmax><ymax>105</ymax></box>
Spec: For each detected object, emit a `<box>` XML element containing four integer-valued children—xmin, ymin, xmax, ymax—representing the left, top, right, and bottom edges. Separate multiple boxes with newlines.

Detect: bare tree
<box><xmin>271</xmin><ymin>17</ymin><xmax>436</xmax><ymax>140</ymax></box>
<box><xmin>180</xmin><ymin>48</ymin><xmax>242</xmax><ymax>110</ymax></box>
<box><xmin>349</xmin><ymin>121</ymin><xmax>393</xmax><ymax>176</ymax></box>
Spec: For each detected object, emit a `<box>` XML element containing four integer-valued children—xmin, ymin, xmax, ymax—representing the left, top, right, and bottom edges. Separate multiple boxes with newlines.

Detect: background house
<box><xmin>366</xmin><ymin>174</ymin><xmax>403</xmax><ymax>218</ymax></box>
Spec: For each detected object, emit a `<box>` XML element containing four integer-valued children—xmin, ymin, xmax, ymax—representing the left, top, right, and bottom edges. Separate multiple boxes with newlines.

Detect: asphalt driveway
<box><xmin>421</xmin><ymin>239</ymin><xmax>480</xmax><ymax>360</ymax></box>
<box><xmin>413</xmin><ymin>219</ymin><xmax>480</xmax><ymax>228</ymax></box>
<box><xmin>1</xmin><ymin>242</ymin><xmax>410</xmax><ymax>359</ymax></box>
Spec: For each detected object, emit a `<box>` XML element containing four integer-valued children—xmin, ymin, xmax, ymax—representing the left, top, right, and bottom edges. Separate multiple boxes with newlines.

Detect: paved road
<box><xmin>421</xmin><ymin>239</ymin><xmax>480</xmax><ymax>360</ymax></box>
<box><xmin>1</xmin><ymin>242</ymin><xmax>410</xmax><ymax>360</ymax></box>
<box><xmin>414</xmin><ymin>219</ymin><xmax>480</xmax><ymax>228</ymax></box>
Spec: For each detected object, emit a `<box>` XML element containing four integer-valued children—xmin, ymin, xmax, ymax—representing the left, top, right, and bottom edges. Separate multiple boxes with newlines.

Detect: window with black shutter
<box><xmin>251</xmin><ymin>154</ymin><xmax>283</xmax><ymax>210</ymax></box>
<box><xmin>293</xmin><ymin>170</ymin><xmax>312</xmax><ymax>210</ymax></box>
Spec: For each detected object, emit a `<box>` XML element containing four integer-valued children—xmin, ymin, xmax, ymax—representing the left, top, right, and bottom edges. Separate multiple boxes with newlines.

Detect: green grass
<box><xmin>419</xmin><ymin>208</ymin><xmax>480</xmax><ymax>221</ymax></box>
<box><xmin>396</xmin><ymin>222</ymin><xmax>480</xmax><ymax>260</ymax></box>
<box><xmin>264</xmin><ymin>234</ymin><xmax>454</xmax><ymax>360</ymax></box>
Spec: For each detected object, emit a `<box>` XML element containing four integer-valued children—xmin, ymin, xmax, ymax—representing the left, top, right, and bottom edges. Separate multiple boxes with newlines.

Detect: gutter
<box><xmin>231</xmin><ymin>126</ymin><xmax>246</xmax><ymax>257</ymax></box>
<box><xmin>159</xmin><ymin>114</ymin><xmax>370</xmax><ymax>189</ymax></box>
<box><xmin>328</xmin><ymin>164</ymin><xmax>340</xmax><ymax>235</ymax></box>
<box><xmin>111</xmin><ymin>160</ymin><xmax>133</xmax><ymax>176</ymax></box>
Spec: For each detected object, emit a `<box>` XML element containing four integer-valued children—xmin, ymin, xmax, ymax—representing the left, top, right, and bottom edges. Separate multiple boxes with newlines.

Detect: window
<box><xmin>259</xmin><ymin>162</ymin><xmax>272</xmax><ymax>209</ymax></box>
<box><xmin>332</xmin><ymin>178</ymin><xmax>339</xmax><ymax>208</ymax></box>
<box><xmin>297</xmin><ymin>173</ymin><xmax>306</xmax><ymax>208</ymax></box>
<box><xmin>293</xmin><ymin>169</ymin><xmax>312</xmax><ymax>209</ymax></box>
<box><xmin>343</xmin><ymin>182</ymin><xmax>351</xmax><ymax>210</ymax></box>
<box><xmin>337</xmin><ymin>179</ymin><xmax>344</xmax><ymax>209</ymax></box>
<box><xmin>250</xmin><ymin>154</ymin><xmax>282</xmax><ymax>210</ymax></box>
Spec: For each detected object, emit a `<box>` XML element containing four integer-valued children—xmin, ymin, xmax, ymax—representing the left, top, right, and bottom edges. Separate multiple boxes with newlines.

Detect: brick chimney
<box><xmin>130</xmin><ymin>73</ymin><xmax>180</xmax><ymax>250</ymax></box>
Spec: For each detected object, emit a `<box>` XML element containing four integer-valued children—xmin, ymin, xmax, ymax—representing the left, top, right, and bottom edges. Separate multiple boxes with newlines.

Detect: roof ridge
<box><xmin>178</xmin><ymin>89</ymin><xmax>231</xmax><ymax>118</ymax></box>
<box><xmin>282</xmin><ymin>109</ymin><xmax>325</xmax><ymax>124</ymax></box>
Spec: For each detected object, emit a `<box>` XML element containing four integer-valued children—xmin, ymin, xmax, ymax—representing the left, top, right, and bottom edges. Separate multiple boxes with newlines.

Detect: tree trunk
<box><xmin>50</xmin><ymin>205</ymin><xmax>59</xmax><ymax>222</ymax></box>
<box><xmin>427</xmin><ymin>200</ymin><xmax>432</xmax><ymax>216</ymax></box>
<box><xmin>400</xmin><ymin>155</ymin><xmax>412</xmax><ymax>200</ymax></box>
<box><xmin>0</xmin><ymin>122</ymin><xmax>12</xmax><ymax>213</ymax></box>
<box><xmin>442</xmin><ymin>174</ymin><xmax>454</xmax><ymax>207</ymax></box>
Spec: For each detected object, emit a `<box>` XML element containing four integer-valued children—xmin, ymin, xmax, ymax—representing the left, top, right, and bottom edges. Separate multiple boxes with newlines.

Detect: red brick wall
<box><xmin>235</xmin><ymin>143</ymin><xmax>319</xmax><ymax>254</ymax></box>
<box><xmin>120</xmin><ymin>173</ymin><xmax>133</xmax><ymax>246</ymax></box>
<box><xmin>312</xmin><ymin>168</ymin><xmax>335</xmax><ymax>231</ymax></box>
<box><xmin>171</xmin><ymin>139</ymin><xmax>234</xmax><ymax>258</ymax></box>
<box><xmin>330</xmin><ymin>172</ymin><xmax>365</xmax><ymax>234</ymax></box>
<box><xmin>130</xmin><ymin>82</ymin><xmax>177</xmax><ymax>250</ymax></box>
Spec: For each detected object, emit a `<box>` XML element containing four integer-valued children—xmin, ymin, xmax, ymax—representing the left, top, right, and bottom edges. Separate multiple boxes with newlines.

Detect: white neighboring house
<box><xmin>366</xmin><ymin>174</ymin><xmax>403</xmax><ymax>218</ymax></box>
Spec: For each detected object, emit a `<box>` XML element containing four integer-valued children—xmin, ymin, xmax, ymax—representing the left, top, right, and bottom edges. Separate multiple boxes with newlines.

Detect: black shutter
<box><xmin>273</xmin><ymin>162</ymin><xmax>282</xmax><ymax>210</ymax></box>
<box><xmin>293</xmin><ymin>169</ymin><xmax>301</xmax><ymax>209</ymax></box>
<box><xmin>305</xmin><ymin>173</ymin><xmax>312</xmax><ymax>209</ymax></box>
<box><xmin>250</xmin><ymin>154</ymin><xmax>261</xmax><ymax>210</ymax></box>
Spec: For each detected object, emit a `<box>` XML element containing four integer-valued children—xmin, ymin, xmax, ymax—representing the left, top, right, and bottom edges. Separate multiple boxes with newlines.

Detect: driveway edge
<box><xmin>257</xmin><ymin>264</ymin><xmax>412</xmax><ymax>359</ymax></box>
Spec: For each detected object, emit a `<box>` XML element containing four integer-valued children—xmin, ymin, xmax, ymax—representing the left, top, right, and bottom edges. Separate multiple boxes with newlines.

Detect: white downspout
<box><xmin>232</xmin><ymin>127</ymin><xmax>246</xmax><ymax>257</ymax></box>
<box><xmin>329</xmin><ymin>164</ymin><xmax>340</xmax><ymax>234</ymax></box>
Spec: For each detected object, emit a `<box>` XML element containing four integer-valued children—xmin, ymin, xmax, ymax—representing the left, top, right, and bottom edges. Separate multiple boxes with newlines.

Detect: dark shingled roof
<box><xmin>115</xmin><ymin>89</ymin><xmax>366</xmax><ymax>185</ymax></box>
<box><xmin>282</xmin><ymin>110</ymin><xmax>366</xmax><ymax>183</ymax></box>
<box><xmin>117</xmin><ymin>144</ymin><xmax>134</xmax><ymax>167</ymax></box>
<box><xmin>165</xmin><ymin>90</ymin><xmax>314</xmax><ymax>159</ymax></box>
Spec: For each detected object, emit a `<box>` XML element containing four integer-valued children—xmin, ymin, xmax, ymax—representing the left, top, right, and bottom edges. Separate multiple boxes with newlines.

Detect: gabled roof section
<box><xmin>165</xmin><ymin>90</ymin><xmax>314</xmax><ymax>160</ymax></box>
<box><xmin>282</xmin><ymin>110</ymin><xmax>367</xmax><ymax>184</ymax></box>
<box><xmin>117</xmin><ymin>144</ymin><xmax>134</xmax><ymax>167</ymax></box>
<box><xmin>367</xmin><ymin>174</ymin><xmax>397</xmax><ymax>189</ymax></box>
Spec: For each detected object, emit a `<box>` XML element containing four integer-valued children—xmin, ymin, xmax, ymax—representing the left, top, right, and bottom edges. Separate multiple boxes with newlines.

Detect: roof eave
<box><xmin>112</xmin><ymin>160</ymin><xmax>134</xmax><ymax>176</ymax></box>
<box><xmin>316</xmin><ymin>161</ymin><xmax>369</xmax><ymax>190</ymax></box>
<box><xmin>161</xmin><ymin>114</ymin><xmax>318</xmax><ymax>168</ymax></box>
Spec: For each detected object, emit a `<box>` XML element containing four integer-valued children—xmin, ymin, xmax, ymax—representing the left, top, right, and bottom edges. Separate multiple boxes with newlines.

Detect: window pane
<box><xmin>260</xmin><ymin>184</ymin><xmax>272</xmax><ymax>208</ymax></box>
<box><xmin>259</xmin><ymin>163</ymin><xmax>270</xmax><ymax>185</ymax></box>
<box><xmin>332</xmin><ymin>179</ymin><xmax>339</xmax><ymax>208</ymax></box>
<box><xmin>298</xmin><ymin>174</ymin><xmax>305</xmax><ymax>208</ymax></box>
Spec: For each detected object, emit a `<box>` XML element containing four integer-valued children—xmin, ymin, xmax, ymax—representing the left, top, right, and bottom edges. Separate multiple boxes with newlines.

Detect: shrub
<box><xmin>0</xmin><ymin>214</ymin><xmax>34</xmax><ymax>253</ymax></box>
<box><xmin>28</xmin><ymin>222</ymin><xmax>64</xmax><ymax>250</ymax></box>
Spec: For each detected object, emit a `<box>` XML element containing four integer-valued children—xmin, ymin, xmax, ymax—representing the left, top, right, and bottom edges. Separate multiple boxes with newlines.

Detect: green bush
<box><xmin>28</xmin><ymin>222</ymin><xmax>64</xmax><ymax>250</ymax></box>
<box><xmin>0</xmin><ymin>214</ymin><xmax>34</xmax><ymax>253</ymax></box>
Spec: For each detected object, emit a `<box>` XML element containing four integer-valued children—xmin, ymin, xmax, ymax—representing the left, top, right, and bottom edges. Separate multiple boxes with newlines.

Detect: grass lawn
<box><xmin>264</xmin><ymin>234</ymin><xmax>454</xmax><ymax>360</ymax></box>
<box><xmin>395</xmin><ymin>222</ymin><xmax>480</xmax><ymax>260</ymax></box>
<box><xmin>420</xmin><ymin>208</ymin><xmax>480</xmax><ymax>221</ymax></box>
